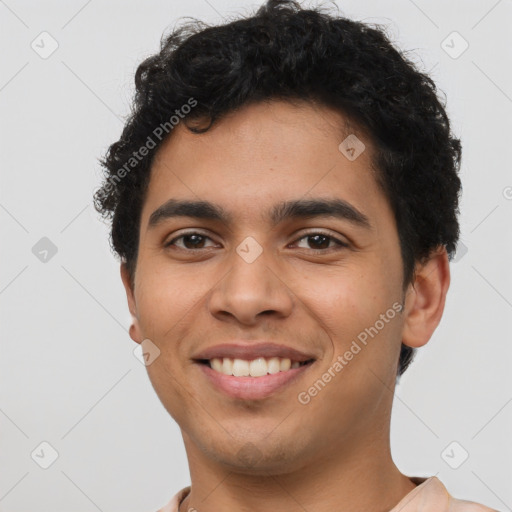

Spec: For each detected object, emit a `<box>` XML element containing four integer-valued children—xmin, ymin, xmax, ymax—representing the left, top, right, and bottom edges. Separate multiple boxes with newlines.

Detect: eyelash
<box><xmin>164</xmin><ymin>230</ymin><xmax>349</xmax><ymax>252</ymax></box>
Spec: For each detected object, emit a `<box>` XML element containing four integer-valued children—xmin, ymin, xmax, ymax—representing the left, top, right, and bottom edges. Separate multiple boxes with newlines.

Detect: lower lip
<box><xmin>197</xmin><ymin>362</ymin><xmax>314</xmax><ymax>400</ymax></box>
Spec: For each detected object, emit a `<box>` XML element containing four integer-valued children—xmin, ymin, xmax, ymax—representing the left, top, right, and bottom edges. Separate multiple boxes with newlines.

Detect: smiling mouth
<box><xmin>197</xmin><ymin>357</ymin><xmax>315</xmax><ymax>377</ymax></box>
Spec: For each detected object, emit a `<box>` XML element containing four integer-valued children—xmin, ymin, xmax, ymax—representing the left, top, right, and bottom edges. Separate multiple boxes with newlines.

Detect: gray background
<box><xmin>1</xmin><ymin>0</ymin><xmax>511</xmax><ymax>510</ymax></box>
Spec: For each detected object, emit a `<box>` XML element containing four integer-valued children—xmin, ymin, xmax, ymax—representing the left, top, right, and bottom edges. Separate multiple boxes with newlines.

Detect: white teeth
<box><xmin>280</xmin><ymin>358</ymin><xmax>291</xmax><ymax>371</ymax></box>
<box><xmin>249</xmin><ymin>358</ymin><xmax>268</xmax><ymax>377</ymax></box>
<box><xmin>222</xmin><ymin>357</ymin><xmax>233</xmax><ymax>375</ymax></box>
<box><xmin>208</xmin><ymin>356</ymin><xmax>309</xmax><ymax>377</ymax></box>
<box><xmin>232</xmin><ymin>359</ymin><xmax>250</xmax><ymax>377</ymax></box>
<box><xmin>267</xmin><ymin>357</ymin><xmax>281</xmax><ymax>374</ymax></box>
<box><xmin>211</xmin><ymin>358</ymin><xmax>223</xmax><ymax>372</ymax></box>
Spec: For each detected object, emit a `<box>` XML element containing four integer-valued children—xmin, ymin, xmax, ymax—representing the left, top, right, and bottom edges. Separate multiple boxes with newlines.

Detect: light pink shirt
<box><xmin>155</xmin><ymin>476</ymin><xmax>497</xmax><ymax>512</ymax></box>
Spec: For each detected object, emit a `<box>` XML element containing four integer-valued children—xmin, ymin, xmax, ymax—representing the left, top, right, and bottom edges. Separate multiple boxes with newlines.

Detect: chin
<box><xmin>198</xmin><ymin>434</ymin><xmax>315</xmax><ymax>476</ymax></box>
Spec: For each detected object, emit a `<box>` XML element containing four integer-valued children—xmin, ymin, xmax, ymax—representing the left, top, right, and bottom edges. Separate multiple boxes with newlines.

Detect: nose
<box><xmin>207</xmin><ymin>249</ymin><xmax>294</xmax><ymax>326</ymax></box>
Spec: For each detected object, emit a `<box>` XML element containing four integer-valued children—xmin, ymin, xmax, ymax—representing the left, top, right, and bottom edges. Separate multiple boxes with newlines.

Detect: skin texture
<box><xmin>121</xmin><ymin>99</ymin><xmax>450</xmax><ymax>512</ymax></box>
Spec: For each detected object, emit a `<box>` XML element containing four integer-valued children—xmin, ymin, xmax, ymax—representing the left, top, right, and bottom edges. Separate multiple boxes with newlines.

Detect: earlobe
<box><xmin>401</xmin><ymin>246</ymin><xmax>451</xmax><ymax>349</ymax></box>
<box><xmin>128</xmin><ymin>323</ymin><xmax>142</xmax><ymax>344</ymax></box>
<box><xmin>120</xmin><ymin>263</ymin><xmax>143</xmax><ymax>344</ymax></box>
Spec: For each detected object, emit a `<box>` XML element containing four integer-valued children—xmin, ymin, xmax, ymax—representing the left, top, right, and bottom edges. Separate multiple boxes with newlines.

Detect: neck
<box><xmin>179</xmin><ymin>428</ymin><xmax>417</xmax><ymax>512</ymax></box>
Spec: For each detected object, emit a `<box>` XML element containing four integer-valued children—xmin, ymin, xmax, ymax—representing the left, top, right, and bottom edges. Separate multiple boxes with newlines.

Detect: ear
<box><xmin>401</xmin><ymin>245</ymin><xmax>451</xmax><ymax>349</ymax></box>
<box><xmin>120</xmin><ymin>262</ymin><xmax>143</xmax><ymax>344</ymax></box>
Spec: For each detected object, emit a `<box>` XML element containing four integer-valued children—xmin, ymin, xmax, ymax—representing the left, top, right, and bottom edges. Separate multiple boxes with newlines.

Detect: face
<box><xmin>122</xmin><ymin>99</ymin><xmax>444</xmax><ymax>473</ymax></box>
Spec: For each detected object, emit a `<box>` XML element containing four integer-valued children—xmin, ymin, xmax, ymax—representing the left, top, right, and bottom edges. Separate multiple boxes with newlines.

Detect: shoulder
<box><xmin>154</xmin><ymin>486</ymin><xmax>191</xmax><ymax>512</ymax></box>
<box><xmin>435</xmin><ymin>476</ymin><xmax>498</xmax><ymax>511</ymax></box>
<box><xmin>449</xmin><ymin>496</ymin><xmax>498</xmax><ymax>512</ymax></box>
<box><xmin>154</xmin><ymin>479</ymin><xmax>498</xmax><ymax>512</ymax></box>
<box><xmin>391</xmin><ymin>476</ymin><xmax>498</xmax><ymax>512</ymax></box>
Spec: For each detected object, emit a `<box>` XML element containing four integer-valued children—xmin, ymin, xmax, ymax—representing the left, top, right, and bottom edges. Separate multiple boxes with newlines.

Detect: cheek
<box><xmin>302</xmin><ymin>260</ymin><xmax>403</xmax><ymax>374</ymax></box>
<box><xmin>292</xmin><ymin>260</ymin><xmax>393</xmax><ymax>332</ymax></box>
<box><xmin>134</xmin><ymin>262</ymin><xmax>209</xmax><ymax>336</ymax></box>
<box><xmin>145</xmin><ymin>359</ymin><xmax>192</xmax><ymax>425</ymax></box>
<box><xmin>134</xmin><ymin>266</ymin><xmax>199</xmax><ymax>419</ymax></box>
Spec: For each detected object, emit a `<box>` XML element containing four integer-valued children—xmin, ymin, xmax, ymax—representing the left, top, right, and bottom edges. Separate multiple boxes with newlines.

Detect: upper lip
<box><xmin>192</xmin><ymin>342</ymin><xmax>316</xmax><ymax>363</ymax></box>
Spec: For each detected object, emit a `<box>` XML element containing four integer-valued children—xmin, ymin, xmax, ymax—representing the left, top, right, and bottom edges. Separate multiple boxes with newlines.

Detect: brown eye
<box><xmin>293</xmin><ymin>232</ymin><xmax>348</xmax><ymax>251</ymax></box>
<box><xmin>165</xmin><ymin>232</ymin><xmax>216</xmax><ymax>250</ymax></box>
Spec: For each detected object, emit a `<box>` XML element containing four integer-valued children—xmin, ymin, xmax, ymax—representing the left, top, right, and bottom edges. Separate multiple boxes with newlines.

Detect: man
<box><xmin>94</xmin><ymin>1</ymin><xmax>497</xmax><ymax>510</ymax></box>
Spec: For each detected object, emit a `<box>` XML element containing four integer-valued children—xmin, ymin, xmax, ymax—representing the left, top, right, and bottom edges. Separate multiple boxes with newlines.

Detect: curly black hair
<box><xmin>94</xmin><ymin>0</ymin><xmax>462</xmax><ymax>377</ymax></box>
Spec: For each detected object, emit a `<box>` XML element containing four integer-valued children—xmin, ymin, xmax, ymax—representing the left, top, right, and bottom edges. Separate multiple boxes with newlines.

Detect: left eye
<box><xmin>292</xmin><ymin>233</ymin><xmax>348</xmax><ymax>251</ymax></box>
<box><xmin>165</xmin><ymin>232</ymin><xmax>348</xmax><ymax>251</ymax></box>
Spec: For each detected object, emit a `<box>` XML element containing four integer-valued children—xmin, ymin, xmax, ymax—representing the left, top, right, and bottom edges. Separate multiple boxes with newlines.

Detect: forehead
<box><xmin>142</xmin><ymin>100</ymin><xmax>390</xmax><ymax>230</ymax></box>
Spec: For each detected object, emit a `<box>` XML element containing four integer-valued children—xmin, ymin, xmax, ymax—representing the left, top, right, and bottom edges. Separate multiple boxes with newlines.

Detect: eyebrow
<box><xmin>148</xmin><ymin>198</ymin><xmax>373</xmax><ymax>231</ymax></box>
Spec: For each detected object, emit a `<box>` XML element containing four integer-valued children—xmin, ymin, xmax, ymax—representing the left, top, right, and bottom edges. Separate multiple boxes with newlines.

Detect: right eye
<box><xmin>164</xmin><ymin>232</ymin><xmax>218</xmax><ymax>251</ymax></box>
